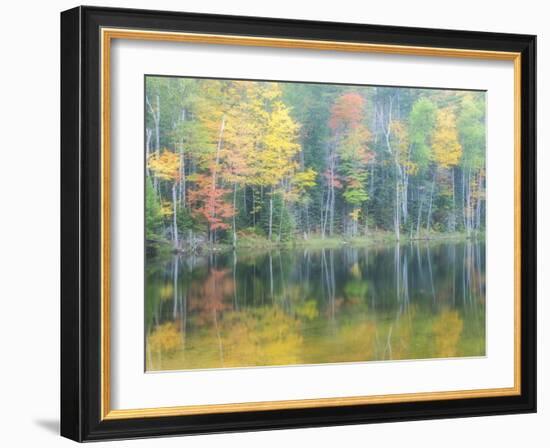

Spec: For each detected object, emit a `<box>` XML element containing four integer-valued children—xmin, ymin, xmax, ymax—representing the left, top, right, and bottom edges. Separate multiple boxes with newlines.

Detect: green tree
<box><xmin>145</xmin><ymin>176</ymin><xmax>163</xmax><ymax>240</ymax></box>
<box><xmin>458</xmin><ymin>93</ymin><xmax>486</xmax><ymax>234</ymax></box>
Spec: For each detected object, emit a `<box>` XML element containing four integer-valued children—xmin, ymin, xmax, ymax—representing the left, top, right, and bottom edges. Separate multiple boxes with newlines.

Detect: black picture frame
<box><xmin>61</xmin><ymin>5</ymin><xmax>536</xmax><ymax>442</ymax></box>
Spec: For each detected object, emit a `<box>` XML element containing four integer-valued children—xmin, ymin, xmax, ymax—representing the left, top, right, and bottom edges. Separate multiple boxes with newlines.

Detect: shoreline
<box><xmin>147</xmin><ymin>231</ymin><xmax>485</xmax><ymax>257</ymax></box>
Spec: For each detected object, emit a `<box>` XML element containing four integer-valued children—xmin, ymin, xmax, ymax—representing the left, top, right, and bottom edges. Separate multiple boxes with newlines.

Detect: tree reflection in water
<box><xmin>146</xmin><ymin>241</ymin><xmax>485</xmax><ymax>371</ymax></box>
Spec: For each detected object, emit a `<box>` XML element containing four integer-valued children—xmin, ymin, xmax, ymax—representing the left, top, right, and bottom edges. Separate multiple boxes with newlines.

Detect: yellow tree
<box><xmin>432</xmin><ymin>108</ymin><xmax>462</xmax><ymax>168</ymax></box>
<box><xmin>248</xmin><ymin>83</ymin><xmax>301</xmax><ymax>240</ymax></box>
<box><xmin>221</xmin><ymin>82</ymin><xmax>260</xmax><ymax>246</ymax></box>
<box><xmin>429</xmin><ymin>108</ymin><xmax>462</xmax><ymax>231</ymax></box>
<box><xmin>288</xmin><ymin>168</ymin><xmax>317</xmax><ymax>200</ymax></box>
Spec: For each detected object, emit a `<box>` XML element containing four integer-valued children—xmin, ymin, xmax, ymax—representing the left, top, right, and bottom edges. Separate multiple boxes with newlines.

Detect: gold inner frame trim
<box><xmin>100</xmin><ymin>27</ymin><xmax>522</xmax><ymax>421</ymax></box>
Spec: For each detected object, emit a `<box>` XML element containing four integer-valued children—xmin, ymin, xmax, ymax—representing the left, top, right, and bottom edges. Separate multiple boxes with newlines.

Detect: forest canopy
<box><xmin>145</xmin><ymin>76</ymin><xmax>486</xmax><ymax>251</ymax></box>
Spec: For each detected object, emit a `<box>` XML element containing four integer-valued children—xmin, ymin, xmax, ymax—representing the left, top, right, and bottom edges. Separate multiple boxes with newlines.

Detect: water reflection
<box><xmin>145</xmin><ymin>241</ymin><xmax>485</xmax><ymax>371</ymax></box>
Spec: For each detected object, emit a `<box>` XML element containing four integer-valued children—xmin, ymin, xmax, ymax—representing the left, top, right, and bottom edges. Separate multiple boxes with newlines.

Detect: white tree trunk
<box><xmin>172</xmin><ymin>183</ymin><xmax>178</xmax><ymax>249</ymax></box>
<box><xmin>426</xmin><ymin>170</ymin><xmax>436</xmax><ymax>234</ymax></box>
<box><xmin>232</xmin><ymin>183</ymin><xmax>237</xmax><ymax>247</ymax></box>
<box><xmin>268</xmin><ymin>194</ymin><xmax>273</xmax><ymax>241</ymax></box>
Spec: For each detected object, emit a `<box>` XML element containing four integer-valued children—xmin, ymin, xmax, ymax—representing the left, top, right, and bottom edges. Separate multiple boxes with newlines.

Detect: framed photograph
<box><xmin>61</xmin><ymin>6</ymin><xmax>536</xmax><ymax>441</ymax></box>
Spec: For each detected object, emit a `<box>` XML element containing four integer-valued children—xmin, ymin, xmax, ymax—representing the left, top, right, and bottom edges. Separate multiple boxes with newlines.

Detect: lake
<box><xmin>145</xmin><ymin>241</ymin><xmax>485</xmax><ymax>371</ymax></box>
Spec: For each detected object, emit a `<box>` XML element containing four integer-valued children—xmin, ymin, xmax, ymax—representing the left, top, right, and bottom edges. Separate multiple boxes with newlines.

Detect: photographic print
<box><xmin>144</xmin><ymin>76</ymin><xmax>486</xmax><ymax>372</ymax></box>
<box><xmin>61</xmin><ymin>9</ymin><xmax>536</xmax><ymax>439</ymax></box>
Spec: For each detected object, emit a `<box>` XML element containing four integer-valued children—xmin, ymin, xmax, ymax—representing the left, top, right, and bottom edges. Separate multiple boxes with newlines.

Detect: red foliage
<box><xmin>188</xmin><ymin>173</ymin><xmax>234</xmax><ymax>232</ymax></box>
<box><xmin>329</xmin><ymin>93</ymin><xmax>365</xmax><ymax>131</ymax></box>
<box><xmin>188</xmin><ymin>269</ymin><xmax>234</xmax><ymax>324</ymax></box>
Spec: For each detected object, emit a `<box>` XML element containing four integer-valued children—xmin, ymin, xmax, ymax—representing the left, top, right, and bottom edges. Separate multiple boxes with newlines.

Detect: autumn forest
<box><xmin>145</xmin><ymin>77</ymin><xmax>486</xmax><ymax>250</ymax></box>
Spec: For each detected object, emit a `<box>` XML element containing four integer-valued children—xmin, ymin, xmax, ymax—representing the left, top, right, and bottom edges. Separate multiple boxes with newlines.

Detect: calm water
<box><xmin>145</xmin><ymin>241</ymin><xmax>485</xmax><ymax>371</ymax></box>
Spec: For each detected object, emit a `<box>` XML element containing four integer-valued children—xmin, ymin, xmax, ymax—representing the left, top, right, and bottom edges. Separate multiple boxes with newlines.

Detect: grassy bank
<box><xmin>233</xmin><ymin>230</ymin><xmax>481</xmax><ymax>250</ymax></box>
<box><xmin>147</xmin><ymin>230</ymin><xmax>484</xmax><ymax>257</ymax></box>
